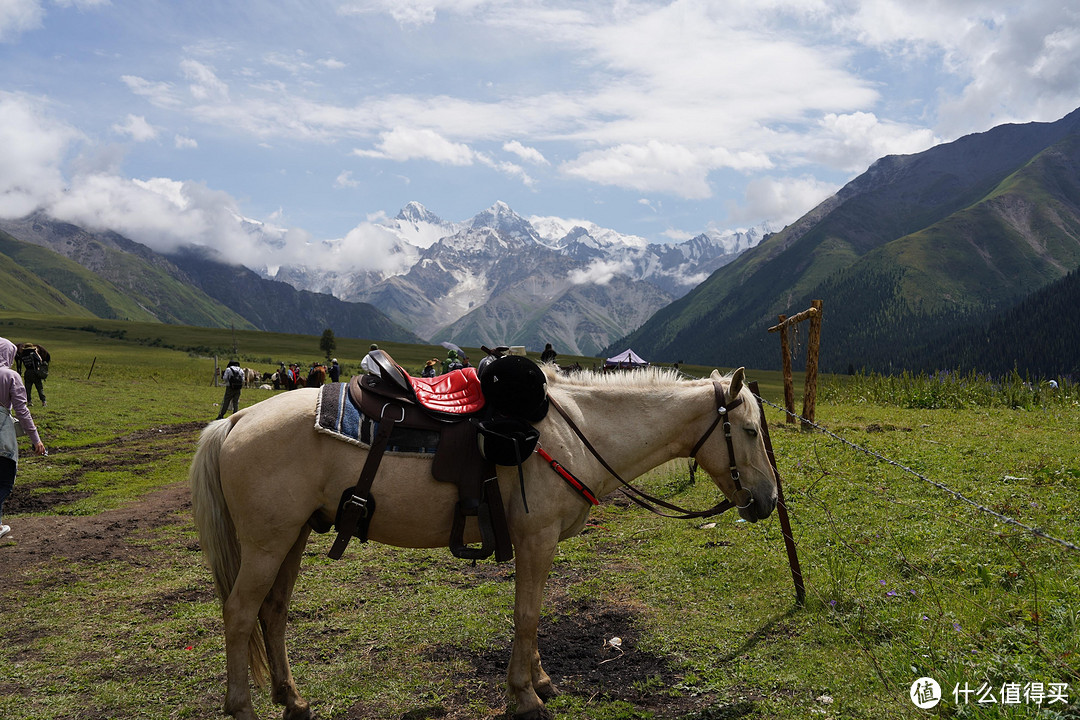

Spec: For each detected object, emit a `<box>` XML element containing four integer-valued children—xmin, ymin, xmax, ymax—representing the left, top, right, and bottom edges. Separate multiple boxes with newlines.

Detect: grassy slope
<box><xmin>0</xmin><ymin>315</ymin><xmax>1074</xmax><ymax>719</ymax></box>
<box><xmin>0</xmin><ymin>231</ymin><xmax>158</xmax><ymax>321</ymax></box>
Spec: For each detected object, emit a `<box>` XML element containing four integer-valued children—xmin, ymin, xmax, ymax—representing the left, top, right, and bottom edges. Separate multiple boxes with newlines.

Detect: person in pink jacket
<box><xmin>1</xmin><ymin>337</ymin><xmax>47</xmax><ymax>540</ymax></box>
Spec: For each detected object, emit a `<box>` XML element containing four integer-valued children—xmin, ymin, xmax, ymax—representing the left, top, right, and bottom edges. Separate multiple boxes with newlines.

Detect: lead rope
<box><xmin>546</xmin><ymin>393</ymin><xmax>741</xmax><ymax>519</ymax></box>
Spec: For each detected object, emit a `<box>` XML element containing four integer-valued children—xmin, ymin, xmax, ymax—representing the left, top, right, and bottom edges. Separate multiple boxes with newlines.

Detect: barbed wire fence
<box><xmin>748</xmin><ymin>391</ymin><xmax>1080</xmax><ymax>707</ymax></box>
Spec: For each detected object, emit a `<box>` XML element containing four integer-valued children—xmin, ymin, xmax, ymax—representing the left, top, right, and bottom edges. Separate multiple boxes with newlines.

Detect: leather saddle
<box><xmin>327</xmin><ymin>350</ymin><xmax>512</xmax><ymax>563</ymax></box>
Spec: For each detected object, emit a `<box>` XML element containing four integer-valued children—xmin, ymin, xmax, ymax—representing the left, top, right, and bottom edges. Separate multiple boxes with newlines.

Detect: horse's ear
<box><xmin>710</xmin><ymin>369</ymin><xmax>722</xmax><ymax>381</ymax></box>
<box><xmin>729</xmin><ymin>367</ymin><xmax>745</xmax><ymax>397</ymax></box>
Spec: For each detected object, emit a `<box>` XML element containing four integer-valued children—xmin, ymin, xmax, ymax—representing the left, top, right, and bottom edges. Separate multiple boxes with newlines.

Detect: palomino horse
<box><xmin>190</xmin><ymin>366</ymin><xmax>778</xmax><ymax>720</ymax></box>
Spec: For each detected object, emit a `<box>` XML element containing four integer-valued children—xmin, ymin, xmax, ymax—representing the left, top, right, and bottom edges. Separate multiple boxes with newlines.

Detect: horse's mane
<box><xmin>542</xmin><ymin>365</ymin><xmax>717</xmax><ymax>389</ymax></box>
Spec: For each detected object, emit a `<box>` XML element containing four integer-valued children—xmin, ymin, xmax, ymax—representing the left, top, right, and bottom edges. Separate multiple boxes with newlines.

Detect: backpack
<box><xmin>24</xmin><ymin>350</ymin><xmax>47</xmax><ymax>379</ymax></box>
<box><xmin>226</xmin><ymin>366</ymin><xmax>244</xmax><ymax>388</ymax></box>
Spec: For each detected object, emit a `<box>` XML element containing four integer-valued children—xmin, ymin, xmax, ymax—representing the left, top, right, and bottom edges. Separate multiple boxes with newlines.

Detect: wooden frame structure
<box><xmin>768</xmin><ymin>299</ymin><xmax>823</xmax><ymax>430</ymax></box>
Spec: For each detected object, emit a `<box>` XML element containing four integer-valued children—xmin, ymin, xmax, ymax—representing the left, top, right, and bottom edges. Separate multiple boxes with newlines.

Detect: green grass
<box><xmin>1</xmin><ymin>314</ymin><xmax>1076</xmax><ymax>719</ymax></box>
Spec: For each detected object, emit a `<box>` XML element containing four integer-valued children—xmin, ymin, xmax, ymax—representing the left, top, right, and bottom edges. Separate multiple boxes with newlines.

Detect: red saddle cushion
<box><xmin>406</xmin><ymin>367</ymin><xmax>486</xmax><ymax>415</ymax></box>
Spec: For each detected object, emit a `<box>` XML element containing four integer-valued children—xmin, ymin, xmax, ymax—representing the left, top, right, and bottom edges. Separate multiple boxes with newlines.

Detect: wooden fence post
<box><xmin>801</xmin><ymin>299</ymin><xmax>823</xmax><ymax>431</ymax></box>
<box><xmin>778</xmin><ymin>314</ymin><xmax>795</xmax><ymax>423</ymax></box>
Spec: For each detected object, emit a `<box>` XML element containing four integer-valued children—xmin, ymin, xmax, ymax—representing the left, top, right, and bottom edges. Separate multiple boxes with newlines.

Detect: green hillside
<box><xmin>615</xmin><ymin>108</ymin><xmax>1080</xmax><ymax>376</ymax></box>
<box><xmin>0</xmin><ymin>231</ymin><xmax>156</xmax><ymax>320</ymax></box>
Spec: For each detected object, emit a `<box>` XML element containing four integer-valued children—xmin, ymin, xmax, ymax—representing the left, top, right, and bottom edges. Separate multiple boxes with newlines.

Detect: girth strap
<box><xmin>328</xmin><ymin>403</ymin><xmax>403</xmax><ymax>559</ymax></box>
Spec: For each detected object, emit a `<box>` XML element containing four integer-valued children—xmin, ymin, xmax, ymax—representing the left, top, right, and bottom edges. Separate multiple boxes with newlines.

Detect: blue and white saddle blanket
<box><xmin>314</xmin><ymin>382</ymin><xmax>439</xmax><ymax>455</ymax></box>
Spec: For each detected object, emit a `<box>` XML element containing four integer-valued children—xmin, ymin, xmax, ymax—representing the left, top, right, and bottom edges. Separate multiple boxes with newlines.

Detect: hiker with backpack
<box><xmin>16</xmin><ymin>343</ymin><xmax>49</xmax><ymax>407</ymax></box>
<box><xmin>216</xmin><ymin>360</ymin><xmax>245</xmax><ymax>419</ymax></box>
<box><xmin>1</xmin><ymin>337</ymin><xmax>48</xmax><ymax>541</ymax></box>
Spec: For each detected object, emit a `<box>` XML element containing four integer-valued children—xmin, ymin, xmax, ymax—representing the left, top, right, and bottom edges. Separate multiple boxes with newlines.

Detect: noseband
<box><xmin>546</xmin><ymin>378</ymin><xmax>754</xmax><ymax>519</ymax></box>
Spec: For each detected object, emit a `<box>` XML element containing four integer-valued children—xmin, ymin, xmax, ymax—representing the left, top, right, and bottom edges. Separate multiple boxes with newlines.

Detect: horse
<box><xmin>189</xmin><ymin>365</ymin><xmax>778</xmax><ymax>720</ymax></box>
<box><xmin>243</xmin><ymin>368</ymin><xmax>259</xmax><ymax>388</ymax></box>
<box><xmin>305</xmin><ymin>364</ymin><xmax>327</xmax><ymax>388</ymax></box>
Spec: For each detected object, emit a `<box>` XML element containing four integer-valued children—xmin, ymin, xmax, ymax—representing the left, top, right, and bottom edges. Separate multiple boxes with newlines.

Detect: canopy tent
<box><xmin>604</xmin><ymin>348</ymin><xmax>649</xmax><ymax>369</ymax></box>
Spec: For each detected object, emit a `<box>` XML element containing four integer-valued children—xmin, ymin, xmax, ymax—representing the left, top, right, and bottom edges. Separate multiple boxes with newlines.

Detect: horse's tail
<box><xmin>189</xmin><ymin>419</ymin><xmax>270</xmax><ymax>686</ymax></box>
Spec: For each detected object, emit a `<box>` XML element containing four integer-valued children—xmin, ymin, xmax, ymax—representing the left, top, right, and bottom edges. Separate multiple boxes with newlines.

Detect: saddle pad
<box><xmin>315</xmin><ymin>383</ymin><xmax>439</xmax><ymax>455</ymax></box>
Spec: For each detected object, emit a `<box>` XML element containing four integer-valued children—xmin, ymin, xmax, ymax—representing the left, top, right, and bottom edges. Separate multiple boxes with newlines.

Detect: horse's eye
<box><xmin>745</xmin><ymin>427</ymin><xmax>758</xmax><ymax>438</ymax></box>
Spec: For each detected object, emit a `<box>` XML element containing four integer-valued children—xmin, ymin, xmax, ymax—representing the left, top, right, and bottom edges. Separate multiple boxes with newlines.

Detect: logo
<box><xmin>911</xmin><ymin>677</ymin><xmax>942</xmax><ymax>709</ymax></box>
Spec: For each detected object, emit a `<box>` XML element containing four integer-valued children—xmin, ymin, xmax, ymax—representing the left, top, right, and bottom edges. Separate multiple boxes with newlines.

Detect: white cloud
<box><xmin>180</xmin><ymin>59</ymin><xmax>229</xmax><ymax>102</ymax></box>
<box><xmin>318</xmin><ymin>58</ymin><xmax>346</xmax><ymax>70</ymax></box>
<box><xmin>0</xmin><ymin>0</ymin><xmax>44</xmax><ymax>42</ymax></box>
<box><xmin>174</xmin><ymin>134</ymin><xmax>197</xmax><ymax>149</ymax></box>
<box><xmin>0</xmin><ymin>92</ymin><xmax>81</xmax><ymax>217</ymax></box>
<box><xmin>354</xmin><ymin>127</ymin><xmax>475</xmax><ymax>165</ymax></box>
<box><xmin>334</xmin><ymin>170</ymin><xmax>360</xmax><ymax>188</ymax></box>
<box><xmin>503</xmin><ymin>140</ymin><xmax>548</xmax><ymax>166</ymax></box>
<box><xmin>568</xmin><ymin>257</ymin><xmax>634</xmax><ymax>286</ymax></box>
<box><xmin>339</xmin><ymin>0</ymin><xmax>493</xmax><ymax>27</ymax></box>
<box><xmin>112</xmin><ymin>114</ymin><xmax>158</xmax><ymax>142</ymax></box>
<box><xmin>561</xmin><ymin>141</ymin><xmax>772</xmax><ymax>200</ymax></box>
<box><xmin>728</xmin><ymin>175</ymin><xmax>839</xmax><ymax>226</ymax></box>
<box><xmin>806</xmin><ymin>112</ymin><xmax>940</xmax><ymax>172</ymax></box>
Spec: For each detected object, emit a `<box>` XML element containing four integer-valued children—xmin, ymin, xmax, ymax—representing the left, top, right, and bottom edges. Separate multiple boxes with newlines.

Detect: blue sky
<box><xmin>2</xmin><ymin>0</ymin><xmax>1079</xmax><ymax>272</ymax></box>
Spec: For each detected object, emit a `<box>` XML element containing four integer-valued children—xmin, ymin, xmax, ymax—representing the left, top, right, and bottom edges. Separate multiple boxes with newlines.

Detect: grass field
<box><xmin>0</xmin><ymin>314</ymin><xmax>1077</xmax><ymax>720</ymax></box>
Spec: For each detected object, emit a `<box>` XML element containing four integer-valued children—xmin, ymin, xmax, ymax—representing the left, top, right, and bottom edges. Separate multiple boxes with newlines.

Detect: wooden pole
<box><xmin>750</xmin><ymin>380</ymin><xmax>805</xmax><ymax>605</ymax></box>
<box><xmin>778</xmin><ymin>315</ymin><xmax>795</xmax><ymax>424</ymax></box>
<box><xmin>801</xmin><ymin>299</ymin><xmax>823</xmax><ymax>431</ymax></box>
<box><xmin>86</xmin><ymin>356</ymin><xmax>97</xmax><ymax>380</ymax></box>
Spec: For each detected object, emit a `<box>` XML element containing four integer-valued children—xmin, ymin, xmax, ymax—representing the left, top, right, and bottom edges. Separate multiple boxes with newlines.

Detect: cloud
<box><xmin>806</xmin><ymin>112</ymin><xmax>940</xmax><ymax>172</ymax></box>
<box><xmin>568</xmin><ymin>257</ymin><xmax>634</xmax><ymax>286</ymax></box>
<box><xmin>334</xmin><ymin>170</ymin><xmax>360</xmax><ymax>188</ymax></box>
<box><xmin>339</xmin><ymin>0</ymin><xmax>493</xmax><ymax>27</ymax></box>
<box><xmin>728</xmin><ymin>175</ymin><xmax>839</xmax><ymax>226</ymax></box>
<box><xmin>112</xmin><ymin>114</ymin><xmax>158</xmax><ymax>142</ymax></box>
<box><xmin>354</xmin><ymin>127</ymin><xmax>475</xmax><ymax>165</ymax></box>
<box><xmin>180</xmin><ymin>59</ymin><xmax>229</xmax><ymax>102</ymax></box>
<box><xmin>561</xmin><ymin>141</ymin><xmax>772</xmax><ymax>199</ymax></box>
<box><xmin>174</xmin><ymin>134</ymin><xmax>197</xmax><ymax>149</ymax></box>
<box><xmin>0</xmin><ymin>0</ymin><xmax>44</xmax><ymax>42</ymax></box>
<box><xmin>0</xmin><ymin>92</ymin><xmax>81</xmax><ymax>217</ymax></box>
<box><xmin>503</xmin><ymin>140</ymin><xmax>549</xmax><ymax>166</ymax></box>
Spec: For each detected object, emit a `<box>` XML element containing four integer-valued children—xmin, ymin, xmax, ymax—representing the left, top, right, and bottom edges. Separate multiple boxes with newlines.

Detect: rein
<box><xmin>545</xmin><ymin>379</ymin><xmax>754</xmax><ymax>520</ymax></box>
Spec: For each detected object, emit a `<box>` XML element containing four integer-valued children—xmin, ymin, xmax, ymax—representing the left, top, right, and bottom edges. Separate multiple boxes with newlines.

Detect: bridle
<box><xmin>545</xmin><ymin>378</ymin><xmax>755</xmax><ymax>519</ymax></box>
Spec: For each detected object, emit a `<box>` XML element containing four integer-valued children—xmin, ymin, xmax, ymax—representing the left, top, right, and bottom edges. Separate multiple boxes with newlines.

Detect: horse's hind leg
<box><xmin>223</xmin><ymin>551</ymin><xmax>287</xmax><ymax>720</ymax></box>
<box><xmin>260</xmin><ymin>526</ymin><xmax>313</xmax><ymax>720</ymax></box>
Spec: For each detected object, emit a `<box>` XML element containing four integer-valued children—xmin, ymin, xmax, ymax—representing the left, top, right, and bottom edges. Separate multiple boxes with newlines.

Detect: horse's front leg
<box><xmin>508</xmin><ymin>529</ymin><xmax>560</xmax><ymax>719</ymax></box>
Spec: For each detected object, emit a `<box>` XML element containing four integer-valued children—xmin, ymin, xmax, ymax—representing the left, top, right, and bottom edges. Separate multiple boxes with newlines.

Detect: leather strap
<box><xmin>547</xmin><ymin>395</ymin><xmax>736</xmax><ymax>520</ymax></box>
<box><xmin>328</xmin><ymin>403</ymin><xmax>403</xmax><ymax>559</ymax></box>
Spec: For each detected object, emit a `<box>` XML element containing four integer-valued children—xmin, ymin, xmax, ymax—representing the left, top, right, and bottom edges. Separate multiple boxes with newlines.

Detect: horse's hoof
<box><xmin>513</xmin><ymin>709</ymin><xmax>554</xmax><ymax>720</ymax></box>
<box><xmin>283</xmin><ymin>703</ymin><xmax>315</xmax><ymax>720</ymax></box>
<box><xmin>536</xmin><ymin>682</ymin><xmax>560</xmax><ymax>701</ymax></box>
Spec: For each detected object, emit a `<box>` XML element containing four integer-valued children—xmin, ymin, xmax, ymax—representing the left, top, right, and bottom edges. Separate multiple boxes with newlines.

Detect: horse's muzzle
<box><xmin>737</xmin><ymin>492</ymin><xmax>776</xmax><ymax>523</ymax></box>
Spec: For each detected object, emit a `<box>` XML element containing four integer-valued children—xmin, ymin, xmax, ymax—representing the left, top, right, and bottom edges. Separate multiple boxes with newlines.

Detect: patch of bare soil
<box><xmin>0</xmin><ymin>422</ymin><xmax>202</xmax><ymax>568</ymax></box>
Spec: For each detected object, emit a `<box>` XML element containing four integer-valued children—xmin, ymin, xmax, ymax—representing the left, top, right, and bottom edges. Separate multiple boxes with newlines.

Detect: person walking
<box><xmin>216</xmin><ymin>360</ymin><xmax>244</xmax><ymax>419</ymax></box>
<box><xmin>1</xmin><ymin>337</ymin><xmax>48</xmax><ymax>540</ymax></box>
<box><xmin>328</xmin><ymin>358</ymin><xmax>341</xmax><ymax>383</ymax></box>
<box><xmin>18</xmin><ymin>344</ymin><xmax>49</xmax><ymax>406</ymax></box>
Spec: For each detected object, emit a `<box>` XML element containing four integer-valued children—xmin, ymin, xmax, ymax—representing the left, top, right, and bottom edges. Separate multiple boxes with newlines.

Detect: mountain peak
<box><xmin>468</xmin><ymin>201</ymin><xmax>542</xmax><ymax>244</ymax></box>
<box><xmin>396</xmin><ymin>201</ymin><xmax>443</xmax><ymax>225</ymax></box>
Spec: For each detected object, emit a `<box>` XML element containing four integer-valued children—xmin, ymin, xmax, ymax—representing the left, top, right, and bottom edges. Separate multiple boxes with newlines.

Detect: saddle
<box><xmin>326</xmin><ymin>350</ymin><xmax>513</xmax><ymax>563</ymax></box>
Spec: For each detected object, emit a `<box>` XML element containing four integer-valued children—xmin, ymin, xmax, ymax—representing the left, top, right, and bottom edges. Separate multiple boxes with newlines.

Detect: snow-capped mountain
<box><xmin>274</xmin><ymin>201</ymin><xmax>770</xmax><ymax>354</ymax></box>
